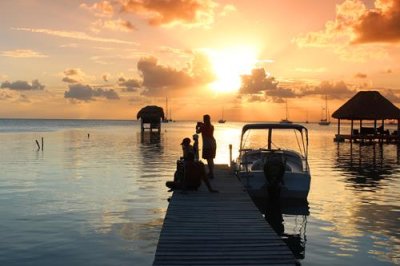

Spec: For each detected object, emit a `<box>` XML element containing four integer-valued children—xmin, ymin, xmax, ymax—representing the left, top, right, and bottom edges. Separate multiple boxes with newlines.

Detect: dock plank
<box><xmin>153</xmin><ymin>165</ymin><xmax>296</xmax><ymax>265</ymax></box>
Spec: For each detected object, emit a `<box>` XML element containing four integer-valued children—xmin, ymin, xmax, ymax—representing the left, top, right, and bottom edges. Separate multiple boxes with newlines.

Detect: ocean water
<box><xmin>0</xmin><ymin>119</ymin><xmax>399</xmax><ymax>265</ymax></box>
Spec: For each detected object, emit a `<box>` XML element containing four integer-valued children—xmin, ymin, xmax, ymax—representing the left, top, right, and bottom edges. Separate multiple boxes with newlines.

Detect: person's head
<box><xmin>181</xmin><ymin>137</ymin><xmax>191</xmax><ymax>146</ymax></box>
<box><xmin>203</xmin><ymin>114</ymin><xmax>211</xmax><ymax>124</ymax></box>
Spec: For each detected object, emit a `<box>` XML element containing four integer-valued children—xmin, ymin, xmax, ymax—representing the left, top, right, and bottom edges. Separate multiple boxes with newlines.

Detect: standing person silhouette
<box><xmin>196</xmin><ymin>114</ymin><xmax>217</xmax><ymax>179</ymax></box>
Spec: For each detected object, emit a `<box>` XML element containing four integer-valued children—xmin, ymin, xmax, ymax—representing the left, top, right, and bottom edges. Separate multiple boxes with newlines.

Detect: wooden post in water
<box><xmin>229</xmin><ymin>144</ymin><xmax>232</xmax><ymax>167</ymax></box>
<box><xmin>35</xmin><ymin>140</ymin><xmax>40</xmax><ymax>150</ymax></box>
<box><xmin>41</xmin><ymin>137</ymin><xmax>44</xmax><ymax>151</ymax></box>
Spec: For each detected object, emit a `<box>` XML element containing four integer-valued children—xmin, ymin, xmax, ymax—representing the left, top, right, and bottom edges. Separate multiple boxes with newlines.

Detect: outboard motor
<box><xmin>263</xmin><ymin>153</ymin><xmax>285</xmax><ymax>200</ymax></box>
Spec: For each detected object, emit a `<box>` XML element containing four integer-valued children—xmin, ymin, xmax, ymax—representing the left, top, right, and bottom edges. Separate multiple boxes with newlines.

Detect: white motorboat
<box><xmin>233</xmin><ymin>123</ymin><xmax>311</xmax><ymax>199</ymax></box>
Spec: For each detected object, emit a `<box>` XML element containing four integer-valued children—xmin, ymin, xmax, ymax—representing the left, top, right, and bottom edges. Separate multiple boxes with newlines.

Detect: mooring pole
<box><xmin>41</xmin><ymin>137</ymin><xmax>44</xmax><ymax>151</ymax></box>
<box><xmin>35</xmin><ymin>140</ymin><xmax>40</xmax><ymax>150</ymax></box>
<box><xmin>229</xmin><ymin>144</ymin><xmax>232</xmax><ymax>167</ymax></box>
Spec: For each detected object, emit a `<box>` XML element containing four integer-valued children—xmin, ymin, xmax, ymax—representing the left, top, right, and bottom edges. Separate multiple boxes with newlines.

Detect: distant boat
<box><xmin>319</xmin><ymin>95</ymin><xmax>331</xmax><ymax>126</ymax></box>
<box><xmin>218</xmin><ymin>107</ymin><xmax>226</xmax><ymax>124</ymax></box>
<box><xmin>280</xmin><ymin>100</ymin><xmax>293</xmax><ymax>124</ymax></box>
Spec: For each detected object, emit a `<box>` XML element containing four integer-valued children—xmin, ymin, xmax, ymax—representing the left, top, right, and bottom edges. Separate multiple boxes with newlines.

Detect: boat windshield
<box><xmin>241</xmin><ymin>128</ymin><xmax>307</xmax><ymax>157</ymax></box>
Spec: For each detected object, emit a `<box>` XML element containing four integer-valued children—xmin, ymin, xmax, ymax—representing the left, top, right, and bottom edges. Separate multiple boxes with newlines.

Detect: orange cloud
<box><xmin>120</xmin><ymin>0</ymin><xmax>217</xmax><ymax>27</ymax></box>
<box><xmin>354</xmin><ymin>73</ymin><xmax>367</xmax><ymax>78</ymax></box>
<box><xmin>80</xmin><ymin>1</ymin><xmax>114</xmax><ymax>17</ymax></box>
<box><xmin>13</xmin><ymin>27</ymin><xmax>135</xmax><ymax>45</ymax></box>
<box><xmin>0</xmin><ymin>49</ymin><xmax>47</xmax><ymax>58</ymax></box>
<box><xmin>354</xmin><ymin>0</ymin><xmax>400</xmax><ymax>43</ymax></box>
<box><xmin>91</xmin><ymin>19</ymin><xmax>137</xmax><ymax>32</ymax></box>
<box><xmin>137</xmin><ymin>53</ymin><xmax>214</xmax><ymax>96</ymax></box>
<box><xmin>294</xmin><ymin>0</ymin><xmax>399</xmax><ymax>61</ymax></box>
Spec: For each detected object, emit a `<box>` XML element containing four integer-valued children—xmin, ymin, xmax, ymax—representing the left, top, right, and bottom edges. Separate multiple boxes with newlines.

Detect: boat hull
<box><xmin>238</xmin><ymin>171</ymin><xmax>310</xmax><ymax>199</ymax></box>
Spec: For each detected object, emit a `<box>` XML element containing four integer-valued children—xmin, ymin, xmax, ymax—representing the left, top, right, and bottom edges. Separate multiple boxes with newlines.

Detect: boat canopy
<box><xmin>240</xmin><ymin>123</ymin><xmax>308</xmax><ymax>157</ymax></box>
<box><xmin>241</xmin><ymin>123</ymin><xmax>307</xmax><ymax>134</ymax></box>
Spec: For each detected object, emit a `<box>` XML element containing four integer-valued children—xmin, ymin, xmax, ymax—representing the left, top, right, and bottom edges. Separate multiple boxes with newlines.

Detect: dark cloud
<box><xmin>300</xmin><ymin>81</ymin><xmax>356</xmax><ymax>99</ymax></box>
<box><xmin>265</xmin><ymin>87</ymin><xmax>297</xmax><ymax>101</ymax></box>
<box><xmin>247</xmin><ymin>94</ymin><xmax>266</xmax><ymax>102</ymax></box>
<box><xmin>355</xmin><ymin>73</ymin><xmax>367</xmax><ymax>79</ymax></box>
<box><xmin>64</xmin><ymin>83</ymin><xmax>119</xmax><ymax>101</ymax></box>
<box><xmin>1</xmin><ymin>79</ymin><xmax>45</xmax><ymax>90</ymax></box>
<box><xmin>239</xmin><ymin>68</ymin><xmax>278</xmax><ymax>94</ymax></box>
<box><xmin>62</xmin><ymin>77</ymin><xmax>78</xmax><ymax>83</ymax></box>
<box><xmin>354</xmin><ymin>0</ymin><xmax>400</xmax><ymax>43</ymax></box>
<box><xmin>239</xmin><ymin>68</ymin><xmax>297</xmax><ymax>103</ymax></box>
<box><xmin>62</xmin><ymin>68</ymin><xmax>84</xmax><ymax>83</ymax></box>
<box><xmin>120</xmin><ymin>0</ymin><xmax>217</xmax><ymax>26</ymax></box>
<box><xmin>137</xmin><ymin>56</ymin><xmax>213</xmax><ymax>96</ymax></box>
<box><xmin>118</xmin><ymin>77</ymin><xmax>141</xmax><ymax>92</ymax></box>
<box><xmin>64</xmin><ymin>69</ymin><xmax>80</xmax><ymax>76</ymax></box>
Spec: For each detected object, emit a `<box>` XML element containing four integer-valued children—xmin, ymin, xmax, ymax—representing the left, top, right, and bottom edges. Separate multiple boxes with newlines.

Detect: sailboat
<box><xmin>280</xmin><ymin>99</ymin><xmax>293</xmax><ymax>124</ymax></box>
<box><xmin>218</xmin><ymin>107</ymin><xmax>226</xmax><ymax>124</ymax></box>
<box><xmin>162</xmin><ymin>97</ymin><xmax>173</xmax><ymax>122</ymax></box>
<box><xmin>319</xmin><ymin>95</ymin><xmax>331</xmax><ymax>126</ymax></box>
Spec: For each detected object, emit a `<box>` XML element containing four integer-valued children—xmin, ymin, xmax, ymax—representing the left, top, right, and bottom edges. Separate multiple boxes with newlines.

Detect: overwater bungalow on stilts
<box><xmin>137</xmin><ymin>105</ymin><xmax>165</xmax><ymax>133</ymax></box>
<box><xmin>332</xmin><ymin>91</ymin><xmax>400</xmax><ymax>143</ymax></box>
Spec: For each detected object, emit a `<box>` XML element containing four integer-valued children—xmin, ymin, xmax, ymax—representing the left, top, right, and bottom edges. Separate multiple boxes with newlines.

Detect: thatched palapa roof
<box><xmin>332</xmin><ymin>91</ymin><xmax>400</xmax><ymax>120</ymax></box>
<box><xmin>137</xmin><ymin>105</ymin><xmax>165</xmax><ymax>122</ymax></box>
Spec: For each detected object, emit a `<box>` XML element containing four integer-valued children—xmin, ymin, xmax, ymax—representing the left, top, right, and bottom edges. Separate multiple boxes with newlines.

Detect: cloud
<box><xmin>137</xmin><ymin>54</ymin><xmax>214</xmax><ymax>96</ymax></box>
<box><xmin>239</xmin><ymin>68</ymin><xmax>278</xmax><ymax>94</ymax></box>
<box><xmin>294</xmin><ymin>0</ymin><xmax>399</xmax><ymax>61</ymax></box>
<box><xmin>91</xmin><ymin>19</ymin><xmax>137</xmax><ymax>33</ymax></box>
<box><xmin>119</xmin><ymin>0</ymin><xmax>218</xmax><ymax>27</ymax></box>
<box><xmin>80</xmin><ymin>1</ymin><xmax>114</xmax><ymax>17</ymax></box>
<box><xmin>0</xmin><ymin>49</ymin><xmax>47</xmax><ymax>58</ymax></box>
<box><xmin>239</xmin><ymin>68</ymin><xmax>299</xmax><ymax>103</ymax></box>
<box><xmin>62</xmin><ymin>77</ymin><xmax>78</xmax><ymax>83</ymax></box>
<box><xmin>353</xmin><ymin>0</ymin><xmax>400</xmax><ymax>43</ymax></box>
<box><xmin>219</xmin><ymin>4</ymin><xmax>236</xmax><ymax>16</ymax></box>
<box><xmin>13</xmin><ymin>27</ymin><xmax>136</xmax><ymax>45</ymax></box>
<box><xmin>62</xmin><ymin>68</ymin><xmax>86</xmax><ymax>83</ymax></box>
<box><xmin>64</xmin><ymin>68</ymin><xmax>83</xmax><ymax>76</ymax></box>
<box><xmin>354</xmin><ymin>73</ymin><xmax>367</xmax><ymax>78</ymax></box>
<box><xmin>118</xmin><ymin>77</ymin><xmax>141</xmax><ymax>92</ymax></box>
<box><xmin>64</xmin><ymin>84</ymin><xmax>120</xmax><ymax>102</ymax></box>
<box><xmin>1</xmin><ymin>80</ymin><xmax>45</xmax><ymax>90</ymax></box>
<box><xmin>299</xmin><ymin>80</ymin><xmax>356</xmax><ymax>99</ymax></box>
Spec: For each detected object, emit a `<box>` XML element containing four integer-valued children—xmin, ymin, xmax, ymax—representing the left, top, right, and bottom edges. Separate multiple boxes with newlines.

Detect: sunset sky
<box><xmin>1</xmin><ymin>0</ymin><xmax>399</xmax><ymax>121</ymax></box>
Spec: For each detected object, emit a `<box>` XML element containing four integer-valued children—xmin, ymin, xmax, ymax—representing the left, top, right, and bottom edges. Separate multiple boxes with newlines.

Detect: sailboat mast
<box><xmin>325</xmin><ymin>95</ymin><xmax>328</xmax><ymax>120</ymax></box>
<box><xmin>286</xmin><ymin>99</ymin><xmax>289</xmax><ymax>120</ymax></box>
<box><xmin>165</xmin><ymin>96</ymin><xmax>168</xmax><ymax>120</ymax></box>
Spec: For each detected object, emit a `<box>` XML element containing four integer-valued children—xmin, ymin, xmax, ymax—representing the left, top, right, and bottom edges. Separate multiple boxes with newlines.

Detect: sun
<box><xmin>206</xmin><ymin>46</ymin><xmax>259</xmax><ymax>93</ymax></box>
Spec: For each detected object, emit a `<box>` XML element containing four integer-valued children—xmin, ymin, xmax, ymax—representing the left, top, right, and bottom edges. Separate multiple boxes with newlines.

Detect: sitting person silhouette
<box><xmin>181</xmin><ymin>137</ymin><xmax>194</xmax><ymax>160</ymax></box>
<box><xmin>166</xmin><ymin>152</ymin><xmax>218</xmax><ymax>193</ymax></box>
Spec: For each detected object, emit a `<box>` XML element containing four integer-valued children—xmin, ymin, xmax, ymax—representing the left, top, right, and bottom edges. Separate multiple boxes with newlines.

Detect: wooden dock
<box><xmin>153</xmin><ymin>165</ymin><xmax>296</xmax><ymax>266</ymax></box>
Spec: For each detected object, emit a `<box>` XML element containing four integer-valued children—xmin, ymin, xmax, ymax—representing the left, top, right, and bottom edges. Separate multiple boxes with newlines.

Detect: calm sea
<box><xmin>0</xmin><ymin>119</ymin><xmax>399</xmax><ymax>265</ymax></box>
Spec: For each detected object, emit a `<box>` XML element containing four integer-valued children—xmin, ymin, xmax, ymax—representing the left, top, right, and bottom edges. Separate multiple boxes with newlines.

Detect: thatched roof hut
<box><xmin>137</xmin><ymin>105</ymin><xmax>164</xmax><ymax>133</ymax></box>
<box><xmin>137</xmin><ymin>105</ymin><xmax>165</xmax><ymax>122</ymax></box>
<box><xmin>332</xmin><ymin>91</ymin><xmax>400</xmax><ymax>120</ymax></box>
<box><xmin>332</xmin><ymin>91</ymin><xmax>400</xmax><ymax>142</ymax></box>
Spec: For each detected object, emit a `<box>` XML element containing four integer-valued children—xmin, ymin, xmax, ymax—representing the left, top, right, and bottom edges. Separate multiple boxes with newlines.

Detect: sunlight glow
<box><xmin>206</xmin><ymin>46</ymin><xmax>259</xmax><ymax>93</ymax></box>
